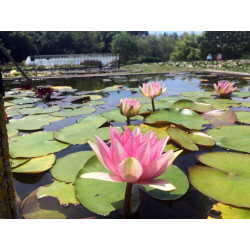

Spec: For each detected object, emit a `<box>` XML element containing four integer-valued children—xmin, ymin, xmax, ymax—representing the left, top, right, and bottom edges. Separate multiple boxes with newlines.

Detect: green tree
<box><xmin>111</xmin><ymin>32</ymin><xmax>138</xmax><ymax>63</ymax></box>
<box><xmin>170</xmin><ymin>32</ymin><xmax>200</xmax><ymax>61</ymax></box>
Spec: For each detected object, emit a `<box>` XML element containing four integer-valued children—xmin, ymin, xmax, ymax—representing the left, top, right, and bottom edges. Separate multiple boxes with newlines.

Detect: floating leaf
<box><xmin>12</xmin><ymin>154</ymin><xmax>55</xmax><ymax>173</ymax></box>
<box><xmin>9</xmin><ymin>118</ymin><xmax>50</xmax><ymax>131</ymax></box>
<box><xmin>241</xmin><ymin>102</ymin><xmax>250</xmax><ymax>108</ymax></box>
<box><xmin>10</xmin><ymin>158</ymin><xmax>30</xmax><ymax>168</ymax></box>
<box><xmin>19</xmin><ymin>106</ymin><xmax>60</xmax><ymax>115</ymax></box>
<box><xmin>10</xmin><ymin>97</ymin><xmax>41</xmax><ymax>105</ymax></box>
<box><xmin>9</xmin><ymin>131</ymin><xmax>69</xmax><ymax>158</ymax></box>
<box><xmin>7</xmin><ymin>125</ymin><xmax>18</xmax><ymax>138</ymax></box>
<box><xmin>5</xmin><ymin>109</ymin><xmax>21</xmax><ymax>117</ymax></box>
<box><xmin>233</xmin><ymin>91</ymin><xmax>250</xmax><ymax>98</ymax></box>
<box><xmin>37</xmin><ymin>180</ymin><xmax>79</xmax><ymax>206</ymax></box>
<box><xmin>235</xmin><ymin>111</ymin><xmax>250</xmax><ymax>124</ymax></box>
<box><xmin>142</xmin><ymin>100</ymin><xmax>173</xmax><ymax>111</ymax></box>
<box><xmin>4</xmin><ymin>101</ymin><xmax>15</xmax><ymax>107</ymax></box>
<box><xmin>197</xmin><ymin>97</ymin><xmax>241</xmax><ymax>109</ymax></box>
<box><xmin>171</xmin><ymin>99</ymin><xmax>214</xmax><ymax>113</ymax></box>
<box><xmin>138</xmin><ymin>164</ymin><xmax>189</xmax><ymax>200</ymax></box>
<box><xmin>51</xmin><ymin>106</ymin><xmax>96</xmax><ymax>117</ymax></box>
<box><xmin>83</xmin><ymin>100</ymin><xmax>106</xmax><ymax>106</ymax></box>
<box><xmin>75</xmin><ymin>155</ymin><xmax>140</xmax><ymax>216</ymax></box>
<box><xmin>87</xmin><ymin>95</ymin><xmax>103</xmax><ymax>101</ymax></box>
<box><xmin>51</xmin><ymin>151</ymin><xmax>94</xmax><ymax>183</ymax></box>
<box><xmin>189</xmin><ymin>152</ymin><xmax>250</xmax><ymax>208</ymax></box>
<box><xmin>166</xmin><ymin>126</ymin><xmax>215</xmax><ymax>151</ymax></box>
<box><xmin>201</xmin><ymin>109</ymin><xmax>237</xmax><ymax>127</ymax></box>
<box><xmin>133</xmin><ymin>97</ymin><xmax>151</xmax><ymax>104</ymax></box>
<box><xmin>145</xmin><ymin>108</ymin><xmax>210</xmax><ymax>130</ymax></box>
<box><xmin>208</xmin><ymin>203</ymin><xmax>250</xmax><ymax>219</ymax></box>
<box><xmin>21</xmin><ymin>114</ymin><xmax>65</xmax><ymax>123</ymax></box>
<box><xmin>101</xmin><ymin>86</ymin><xmax>122</xmax><ymax>92</ymax></box>
<box><xmin>102</xmin><ymin>109</ymin><xmax>143</xmax><ymax>123</ymax></box>
<box><xmin>206</xmin><ymin>125</ymin><xmax>250</xmax><ymax>153</ymax></box>
<box><xmin>181</xmin><ymin>91</ymin><xmax>215</xmax><ymax>98</ymax></box>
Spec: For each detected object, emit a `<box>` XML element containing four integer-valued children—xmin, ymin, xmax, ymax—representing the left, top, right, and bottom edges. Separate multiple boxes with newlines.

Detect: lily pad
<box><xmin>240</xmin><ymin>102</ymin><xmax>250</xmax><ymax>108</ymax></box>
<box><xmin>10</xmin><ymin>158</ymin><xmax>30</xmax><ymax>168</ymax></box>
<box><xmin>233</xmin><ymin>91</ymin><xmax>250</xmax><ymax>98</ymax></box>
<box><xmin>208</xmin><ymin>203</ymin><xmax>250</xmax><ymax>219</ymax></box>
<box><xmin>235</xmin><ymin>111</ymin><xmax>250</xmax><ymax>124</ymax></box>
<box><xmin>4</xmin><ymin>101</ymin><xmax>15</xmax><ymax>107</ymax></box>
<box><xmin>145</xmin><ymin>108</ymin><xmax>210</xmax><ymax>130</ymax></box>
<box><xmin>189</xmin><ymin>152</ymin><xmax>250</xmax><ymax>208</ymax></box>
<box><xmin>133</xmin><ymin>97</ymin><xmax>151</xmax><ymax>104</ymax></box>
<box><xmin>5</xmin><ymin>109</ymin><xmax>21</xmax><ymax>117</ymax></box>
<box><xmin>37</xmin><ymin>180</ymin><xmax>79</xmax><ymax>206</ymax></box>
<box><xmin>170</xmin><ymin>99</ymin><xmax>214</xmax><ymax>113</ymax></box>
<box><xmin>142</xmin><ymin>100</ymin><xmax>173</xmax><ymax>111</ymax></box>
<box><xmin>10</xmin><ymin>97</ymin><xmax>42</xmax><ymax>105</ymax></box>
<box><xmin>12</xmin><ymin>154</ymin><xmax>55</xmax><ymax>173</ymax></box>
<box><xmin>51</xmin><ymin>106</ymin><xmax>96</xmax><ymax>117</ymax></box>
<box><xmin>201</xmin><ymin>109</ymin><xmax>237</xmax><ymax>127</ymax></box>
<box><xmin>51</xmin><ymin>151</ymin><xmax>94</xmax><ymax>183</ymax></box>
<box><xmin>166</xmin><ymin>126</ymin><xmax>215</xmax><ymax>151</ymax></box>
<box><xmin>102</xmin><ymin>109</ymin><xmax>143</xmax><ymax>123</ymax></box>
<box><xmin>19</xmin><ymin>106</ymin><xmax>60</xmax><ymax>115</ymax></box>
<box><xmin>101</xmin><ymin>86</ymin><xmax>122</xmax><ymax>92</ymax></box>
<box><xmin>9</xmin><ymin>131</ymin><xmax>69</xmax><ymax>158</ymax></box>
<box><xmin>181</xmin><ymin>91</ymin><xmax>215</xmax><ymax>98</ymax></box>
<box><xmin>75</xmin><ymin>155</ymin><xmax>140</xmax><ymax>216</ymax></box>
<box><xmin>7</xmin><ymin>125</ymin><xmax>18</xmax><ymax>138</ymax></box>
<box><xmin>138</xmin><ymin>164</ymin><xmax>189</xmax><ymax>200</ymax></box>
<box><xmin>206</xmin><ymin>125</ymin><xmax>250</xmax><ymax>153</ymax></box>
<box><xmin>21</xmin><ymin>114</ymin><xmax>65</xmax><ymax>123</ymax></box>
<box><xmin>197</xmin><ymin>97</ymin><xmax>241</xmax><ymax>109</ymax></box>
<box><xmin>83</xmin><ymin>100</ymin><xmax>106</xmax><ymax>106</ymax></box>
<box><xmin>53</xmin><ymin>116</ymin><xmax>117</xmax><ymax>145</ymax></box>
<box><xmin>9</xmin><ymin>118</ymin><xmax>50</xmax><ymax>131</ymax></box>
<box><xmin>87</xmin><ymin>95</ymin><xmax>103</xmax><ymax>101</ymax></box>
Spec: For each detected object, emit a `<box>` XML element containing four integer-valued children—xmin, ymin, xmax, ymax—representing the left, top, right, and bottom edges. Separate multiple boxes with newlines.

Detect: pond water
<box><xmin>4</xmin><ymin>72</ymin><xmax>250</xmax><ymax>219</ymax></box>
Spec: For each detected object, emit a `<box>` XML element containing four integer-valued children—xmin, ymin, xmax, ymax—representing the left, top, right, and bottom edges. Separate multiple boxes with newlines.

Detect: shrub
<box><xmin>80</xmin><ymin>60</ymin><xmax>102</xmax><ymax>67</ymax></box>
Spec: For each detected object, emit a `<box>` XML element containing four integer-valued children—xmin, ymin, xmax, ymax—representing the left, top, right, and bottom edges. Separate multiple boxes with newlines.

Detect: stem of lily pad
<box><xmin>123</xmin><ymin>182</ymin><xmax>133</xmax><ymax>218</ymax></box>
<box><xmin>127</xmin><ymin>117</ymin><xmax>130</xmax><ymax>126</ymax></box>
<box><xmin>151</xmin><ymin>98</ymin><xmax>155</xmax><ymax>111</ymax></box>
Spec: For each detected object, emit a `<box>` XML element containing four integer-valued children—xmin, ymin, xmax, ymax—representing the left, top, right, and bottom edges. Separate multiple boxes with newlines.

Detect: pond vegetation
<box><xmin>3</xmin><ymin>72</ymin><xmax>250</xmax><ymax>219</ymax></box>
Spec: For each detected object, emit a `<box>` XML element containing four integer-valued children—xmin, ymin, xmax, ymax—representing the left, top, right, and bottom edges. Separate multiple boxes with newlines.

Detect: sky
<box><xmin>148</xmin><ymin>31</ymin><xmax>203</xmax><ymax>36</ymax></box>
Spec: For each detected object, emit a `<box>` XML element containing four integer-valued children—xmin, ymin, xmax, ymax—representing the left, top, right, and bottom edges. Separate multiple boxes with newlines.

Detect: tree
<box><xmin>170</xmin><ymin>32</ymin><xmax>200</xmax><ymax>61</ymax></box>
<box><xmin>111</xmin><ymin>32</ymin><xmax>138</xmax><ymax>63</ymax></box>
<box><xmin>198</xmin><ymin>31</ymin><xmax>250</xmax><ymax>60</ymax></box>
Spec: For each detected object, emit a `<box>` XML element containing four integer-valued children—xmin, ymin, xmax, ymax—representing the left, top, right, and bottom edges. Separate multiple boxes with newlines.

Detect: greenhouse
<box><xmin>25</xmin><ymin>53</ymin><xmax>119</xmax><ymax>67</ymax></box>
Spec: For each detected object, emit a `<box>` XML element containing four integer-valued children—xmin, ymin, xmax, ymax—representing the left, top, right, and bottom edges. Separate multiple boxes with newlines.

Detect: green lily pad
<box><xmin>7</xmin><ymin>124</ymin><xmax>18</xmax><ymax>138</ymax></box>
<box><xmin>4</xmin><ymin>101</ymin><xmax>15</xmax><ymax>107</ymax></box>
<box><xmin>12</xmin><ymin>154</ymin><xmax>55</xmax><ymax>173</ymax></box>
<box><xmin>20</xmin><ymin>189</ymin><xmax>66</xmax><ymax>219</ymax></box>
<box><xmin>159</xmin><ymin>96</ymin><xmax>194</xmax><ymax>102</ymax></box>
<box><xmin>233</xmin><ymin>91</ymin><xmax>250</xmax><ymax>98</ymax></box>
<box><xmin>101</xmin><ymin>86</ymin><xmax>122</xmax><ymax>92</ymax></box>
<box><xmin>10</xmin><ymin>97</ymin><xmax>42</xmax><ymax>105</ymax></box>
<box><xmin>133</xmin><ymin>96</ymin><xmax>151</xmax><ymax>104</ymax></box>
<box><xmin>142</xmin><ymin>100</ymin><xmax>173</xmax><ymax>111</ymax></box>
<box><xmin>19</xmin><ymin>106</ymin><xmax>60</xmax><ymax>115</ymax></box>
<box><xmin>240</xmin><ymin>102</ymin><xmax>250</xmax><ymax>108</ymax></box>
<box><xmin>75</xmin><ymin>155</ymin><xmax>140</xmax><ymax>216</ymax></box>
<box><xmin>9</xmin><ymin>118</ymin><xmax>50</xmax><ymax>131</ymax></box>
<box><xmin>206</xmin><ymin>125</ymin><xmax>250</xmax><ymax>153</ymax></box>
<box><xmin>201</xmin><ymin>109</ymin><xmax>237</xmax><ymax>127</ymax></box>
<box><xmin>181</xmin><ymin>91</ymin><xmax>215</xmax><ymax>98</ymax></box>
<box><xmin>166</xmin><ymin>126</ymin><xmax>215</xmax><ymax>151</ymax></box>
<box><xmin>102</xmin><ymin>109</ymin><xmax>143</xmax><ymax>123</ymax></box>
<box><xmin>10</xmin><ymin>158</ymin><xmax>30</xmax><ymax>168</ymax></box>
<box><xmin>235</xmin><ymin>111</ymin><xmax>250</xmax><ymax>124</ymax></box>
<box><xmin>51</xmin><ymin>106</ymin><xmax>96</xmax><ymax>117</ymax></box>
<box><xmin>21</xmin><ymin>114</ymin><xmax>65</xmax><ymax>123</ymax></box>
<box><xmin>51</xmin><ymin>151</ymin><xmax>94</xmax><ymax>183</ymax></box>
<box><xmin>208</xmin><ymin>203</ymin><xmax>250</xmax><ymax>219</ymax></box>
<box><xmin>53</xmin><ymin>116</ymin><xmax>118</xmax><ymax>145</ymax></box>
<box><xmin>197</xmin><ymin>97</ymin><xmax>241</xmax><ymax>109</ymax></box>
<box><xmin>9</xmin><ymin>131</ymin><xmax>69</xmax><ymax>158</ymax></box>
<box><xmin>37</xmin><ymin>180</ymin><xmax>79</xmax><ymax>206</ymax></box>
<box><xmin>189</xmin><ymin>152</ymin><xmax>250</xmax><ymax>208</ymax></box>
<box><xmin>164</xmin><ymin>143</ymin><xmax>180</xmax><ymax>152</ymax></box>
<box><xmin>145</xmin><ymin>108</ymin><xmax>210</xmax><ymax>130</ymax></box>
<box><xmin>5</xmin><ymin>109</ymin><xmax>21</xmax><ymax>117</ymax></box>
<box><xmin>87</xmin><ymin>95</ymin><xmax>103</xmax><ymax>101</ymax></box>
<box><xmin>83</xmin><ymin>100</ymin><xmax>106</xmax><ymax>106</ymax></box>
<box><xmin>138</xmin><ymin>164</ymin><xmax>189</xmax><ymax>200</ymax></box>
<box><xmin>170</xmin><ymin>99</ymin><xmax>214</xmax><ymax>113</ymax></box>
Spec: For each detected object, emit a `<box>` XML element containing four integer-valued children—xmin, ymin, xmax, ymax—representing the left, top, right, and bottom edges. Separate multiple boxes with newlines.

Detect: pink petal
<box><xmin>134</xmin><ymin>141</ymin><xmax>150</xmax><ymax>168</ymax></box>
<box><xmin>95</xmin><ymin>136</ymin><xmax>117</xmax><ymax>174</ymax></box>
<box><xmin>155</xmin><ymin>136</ymin><xmax>170</xmax><ymax>156</ymax></box>
<box><xmin>113</xmin><ymin>139</ymin><xmax>129</xmax><ymax>166</ymax></box>
<box><xmin>118</xmin><ymin>157</ymin><xmax>143</xmax><ymax>183</ymax></box>
<box><xmin>80</xmin><ymin>172</ymin><xmax>124</xmax><ymax>183</ymax></box>
<box><xmin>137</xmin><ymin>179</ymin><xmax>176</xmax><ymax>191</ymax></box>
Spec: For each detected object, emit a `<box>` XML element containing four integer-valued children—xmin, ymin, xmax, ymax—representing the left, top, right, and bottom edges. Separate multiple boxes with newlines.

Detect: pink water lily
<box><xmin>82</xmin><ymin>126</ymin><xmax>182</xmax><ymax>191</ymax></box>
<box><xmin>120</xmin><ymin>98</ymin><xmax>142</xmax><ymax>118</ymax></box>
<box><xmin>213</xmin><ymin>81</ymin><xmax>237</xmax><ymax>95</ymax></box>
<box><xmin>139</xmin><ymin>82</ymin><xmax>166</xmax><ymax>99</ymax></box>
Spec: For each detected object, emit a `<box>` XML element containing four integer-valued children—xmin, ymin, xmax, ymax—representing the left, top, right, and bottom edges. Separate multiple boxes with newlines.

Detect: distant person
<box><xmin>217</xmin><ymin>53</ymin><xmax>222</xmax><ymax>61</ymax></box>
<box><xmin>206</xmin><ymin>53</ymin><xmax>212</xmax><ymax>60</ymax></box>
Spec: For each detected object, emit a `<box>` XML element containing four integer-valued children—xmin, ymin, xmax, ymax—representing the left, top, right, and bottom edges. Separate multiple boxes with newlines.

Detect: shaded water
<box><xmin>5</xmin><ymin>72</ymin><xmax>250</xmax><ymax>219</ymax></box>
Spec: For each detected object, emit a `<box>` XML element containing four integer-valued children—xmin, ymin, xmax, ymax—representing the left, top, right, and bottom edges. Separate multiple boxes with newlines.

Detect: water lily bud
<box><xmin>139</xmin><ymin>82</ymin><xmax>166</xmax><ymax>99</ymax></box>
<box><xmin>120</xmin><ymin>98</ymin><xmax>142</xmax><ymax>118</ymax></box>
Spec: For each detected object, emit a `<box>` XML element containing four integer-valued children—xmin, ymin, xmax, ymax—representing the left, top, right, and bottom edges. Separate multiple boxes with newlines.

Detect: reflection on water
<box><xmin>6</xmin><ymin>72</ymin><xmax>250</xmax><ymax>219</ymax></box>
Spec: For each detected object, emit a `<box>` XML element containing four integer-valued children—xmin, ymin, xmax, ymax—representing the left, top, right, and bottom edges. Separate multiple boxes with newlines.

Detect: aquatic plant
<box><xmin>82</xmin><ymin>126</ymin><xmax>182</xmax><ymax>216</ymax></box>
<box><xmin>120</xmin><ymin>98</ymin><xmax>142</xmax><ymax>125</ymax></box>
<box><xmin>139</xmin><ymin>82</ymin><xmax>166</xmax><ymax>111</ymax></box>
<box><xmin>213</xmin><ymin>81</ymin><xmax>237</xmax><ymax>96</ymax></box>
